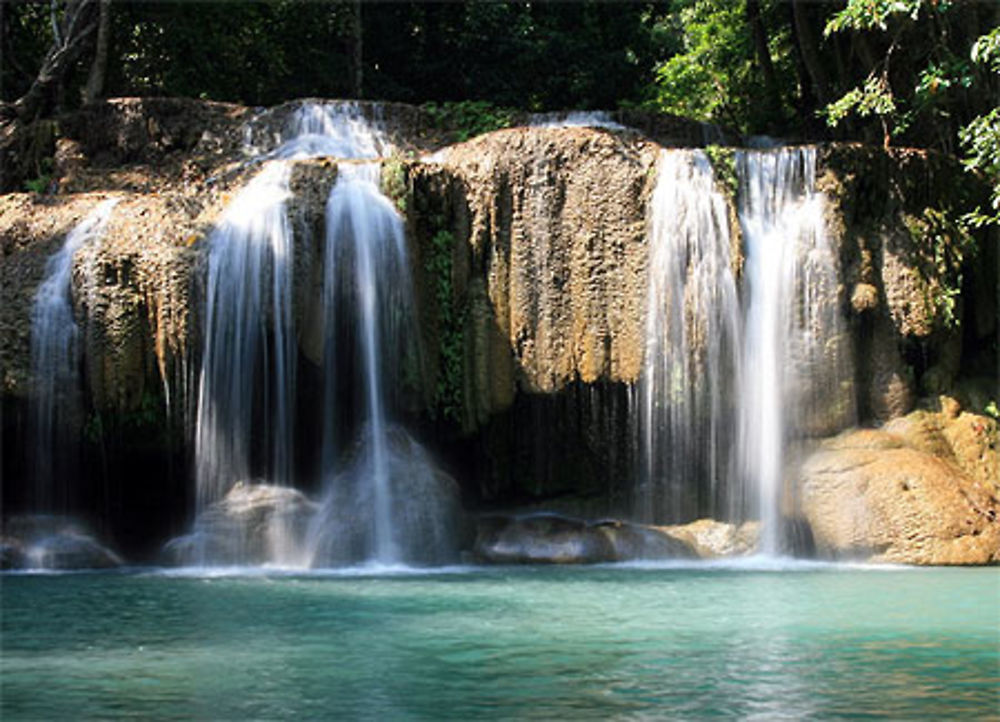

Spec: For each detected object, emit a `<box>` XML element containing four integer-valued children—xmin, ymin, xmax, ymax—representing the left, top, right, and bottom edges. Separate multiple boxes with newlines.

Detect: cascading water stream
<box><xmin>317</xmin><ymin>162</ymin><xmax>414</xmax><ymax>564</ymax></box>
<box><xmin>641</xmin><ymin>146</ymin><xmax>850</xmax><ymax>554</ymax></box>
<box><xmin>639</xmin><ymin>150</ymin><xmax>741</xmax><ymax>524</ymax></box>
<box><xmin>194</xmin><ymin>163</ymin><xmax>296</xmax><ymax>510</ymax></box>
<box><xmin>28</xmin><ymin>199</ymin><xmax>118</xmax><ymax>512</ymax></box>
<box><xmin>184</xmin><ymin>101</ymin><xmax>457</xmax><ymax>567</ymax></box>
<box><xmin>735</xmin><ymin>147</ymin><xmax>851</xmax><ymax>555</ymax></box>
<box><xmin>189</xmin><ymin>103</ymin><xmax>392</xmax><ymax>565</ymax></box>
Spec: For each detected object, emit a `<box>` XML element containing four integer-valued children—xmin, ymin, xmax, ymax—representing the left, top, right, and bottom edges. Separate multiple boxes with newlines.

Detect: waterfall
<box><xmin>315</xmin><ymin>163</ymin><xmax>417</xmax><ymax>564</ymax></box>
<box><xmin>185</xmin><ymin>102</ymin><xmax>457</xmax><ymax>567</ymax></box>
<box><xmin>735</xmin><ymin>147</ymin><xmax>850</xmax><ymax>554</ymax></box>
<box><xmin>639</xmin><ymin>150</ymin><xmax>741</xmax><ymax>524</ymax></box>
<box><xmin>641</xmin><ymin>147</ymin><xmax>850</xmax><ymax>554</ymax></box>
<box><xmin>194</xmin><ymin>162</ymin><xmax>296</xmax><ymax>509</ymax></box>
<box><xmin>28</xmin><ymin>199</ymin><xmax>118</xmax><ymax>512</ymax></box>
<box><xmin>529</xmin><ymin>110</ymin><xmax>624</xmax><ymax>130</ymax></box>
<box><xmin>194</xmin><ymin>103</ymin><xmax>391</xmax><ymax>512</ymax></box>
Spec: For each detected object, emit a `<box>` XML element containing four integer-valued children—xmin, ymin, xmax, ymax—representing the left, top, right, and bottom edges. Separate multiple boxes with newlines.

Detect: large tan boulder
<box><xmin>657</xmin><ymin>519</ymin><xmax>760</xmax><ymax>559</ymax></box>
<box><xmin>798</xmin><ymin>405</ymin><xmax>1000</xmax><ymax>564</ymax></box>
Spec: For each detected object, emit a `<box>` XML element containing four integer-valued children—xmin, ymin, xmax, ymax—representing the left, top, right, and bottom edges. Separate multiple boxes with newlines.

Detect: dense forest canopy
<box><xmin>2</xmin><ymin>0</ymin><xmax>998</xmax><ymax>218</ymax></box>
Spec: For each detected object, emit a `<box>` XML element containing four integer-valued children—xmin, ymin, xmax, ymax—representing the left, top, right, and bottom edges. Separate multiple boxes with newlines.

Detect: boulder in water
<box><xmin>474</xmin><ymin>513</ymin><xmax>694</xmax><ymax>564</ymax></box>
<box><xmin>1</xmin><ymin>515</ymin><xmax>123</xmax><ymax>570</ymax></box>
<box><xmin>308</xmin><ymin>425</ymin><xmax>466</xmax><ymax>566</ymax></box>
<box><xmin>164</xmin><ymin>482</ymin><xmax>318</xmax><ymax>566</ymax></box>
<box><xmin>657</xmin><ymin>519</ymin><xmax>760</xmax><ymax>559</ymax></box>
<box><xmin>797</xmin><ymin>405</ymin><xmax>1000</xmax><ymax>564</ymax></box>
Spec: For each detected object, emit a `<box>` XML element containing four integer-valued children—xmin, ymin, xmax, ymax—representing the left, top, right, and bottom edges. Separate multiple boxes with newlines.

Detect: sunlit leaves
<box><xmin>971</xmin><ymin>27</ymin><xmax>1000</xmax><ymax>73</ymax></box>
<box><xmin>959</xmin><ymin>108</ymin><xmax>1000</xmax><ymax>227</ymax></box>
<box><xmin>823</xmin><ymin>74</ymin><xmax>896</xmax><ymax>127</ymax></box>
<box><xmin>824</xmin><ymin>0</ymin><xmax>926</xmax><ymax>35</ymax></box>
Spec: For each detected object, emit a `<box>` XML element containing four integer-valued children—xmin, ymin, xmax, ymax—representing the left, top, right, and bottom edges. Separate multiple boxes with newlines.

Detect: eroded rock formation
<box><xmin>798</xmin><ymin>397</ymin><xmax>999</xmax><ymax>564</ymax></box>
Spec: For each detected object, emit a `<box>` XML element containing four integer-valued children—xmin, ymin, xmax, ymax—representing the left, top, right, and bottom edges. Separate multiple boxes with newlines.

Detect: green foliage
<box><xmin>704</xmin><ymin>145</ymin><xmax>737</xmax><ymax>199</ymax></box>
<box><xmin>651</xmin><ymin>1</ymin><xmax>744</xmax><ymax>123</ymax></box>
<box><xmin>2</xmin><ymin>1</ymin><xmax>669</xmax><ymax>112</ymax></box>
<box><xmin>905</xmin><ymin>207</ymin><xmax>976</xmax><ymax>329</ymax></box>
<box><xmin>960</xmin><ymin>27</ymin><xmax>1000</xmax><ymax>229</ymax></box>
<box><xmin>822</xmin><ymin>75</ymin><xmax>896</xmax><ymax>128</ymax></box>
<box><xmin>971</xmin><ymin>26</ymin><xmax>1000</xmax><ymax>73</ymax></box>
<box><xmin>109</xmin><ymin>2</ymin><xmax>355</xmax><ymax>105</ymax></box>
<box><xmin>23</xmin><ymin>157</ymin><xmax>54</xmax><ymax>194</ymax></box>
<box><xmin>824</xmin><ymin>0</ymin><xmax>922</xmax><ymax>34</ymax></box>
<box><xmin>425</xmin><ymin>229</ymin><xmax>465</xmax><ymax>423</ymax></box>
<box><xmin>985</xmin><ymin>400</ymin><xmax>999</xmax><ymax>421</ymax></box>
<box><xmin>422</xmin><ymin>101</ymin><xmax>515</xmax><ymax>142</ymax></box>
<box><xmin>380</xmin><ymin>156</ymin><xmax>409</xmax><ymax>213</ymax></box>
<box><xmin>959</xmin><ymin>108</ymin><xmax>1000</xmax><ymax>228</ymax></box>
<box><xmin>821</xmin><ymin>0</ymin><xmax>995</xmax><ymax>152</ymax></box>
<box><xmin>1</xmin><ymin>2</ymin><xmax>54</xmax><ymax>103</ymax></box>
<box><xmin>647</xmin><ymin>0</ymin><xmax>796</xmax><ymax>134</ymax></box>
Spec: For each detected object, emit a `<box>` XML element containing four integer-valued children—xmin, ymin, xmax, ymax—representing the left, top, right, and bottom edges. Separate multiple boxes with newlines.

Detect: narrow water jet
<box><xmin>194</xmin><ymin>161</ymin><xmax>296</xmax><ymax>511</ymax></box>
<box><xmin>28</xmin><ymin>199</ymin><xmax>118</xmax><ymax>513</ymax></box>
<box><xmin>316</xmin><ymin>162</ymin><xmax>418</xmax><ymax>564</ymax></box>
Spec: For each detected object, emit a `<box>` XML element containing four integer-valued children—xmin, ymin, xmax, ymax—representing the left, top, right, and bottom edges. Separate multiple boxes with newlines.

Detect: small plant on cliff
<box><xmin>704</xmin><ymin>144</ymin><xmax>737</xmax><ymax>200</ymax></box>
<box><xmin>380</xmin><ymin>156</ymin><xmax>409</xmax><ymax>213</ymax></box>
<box><xmin>23</xmin><ymin>156</ymin><xmax>54</xmax><ymax>194</ymax></box>
<box><xmin>904</xmin><ymin>207</ymin><xmax>976</xmax><ymax>330</ymax></box>
<box><xmin>425</xmin><ymin>228</ymin><xmax>465</xmax><ymax>423</ymax></box>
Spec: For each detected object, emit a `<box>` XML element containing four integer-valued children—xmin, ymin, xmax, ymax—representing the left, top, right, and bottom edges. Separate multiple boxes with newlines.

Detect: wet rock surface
<box><xmin>163</xmin><ymin>482</ymin><xmax>318</xmax><ymax>566</ymax></box>
<box><xmin>657</xmin><ymin>519</ymin><xmax>761</xmax><ymax>559</ymax></box>
<box><xmin>474</xmin><ymin>513</ymin><xmax>695</xmax><ymax>564</ymax></box>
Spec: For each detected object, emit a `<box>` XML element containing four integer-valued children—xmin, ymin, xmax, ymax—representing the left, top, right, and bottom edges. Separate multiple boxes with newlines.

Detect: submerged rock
<box><xmin>473</xmin><ymin>513</ymin><xmax>694</xmax><ymax>564</ymax></box>
<box><xmin>308</xmin><ymin>425</ymin><xmax>466</xmax><ymax>566</ymax></box>
<box><xmin>0</xmin><ymin>515</ymin><xmax>123</xmax><ymax>570</ymax></box>
<box><xmin>657</xmin><ymin>519</ymin><xmax>760</xmax><ymax>559</ymax></box>
<box><xmin>163</xmin><ymin>482</ymin><xmax>318</xmax><ymax>566</ymax></box>
<box><xmin>797</xmin><ymin>403</ymin><xmax>1000</xmax><ymax>565</ymax></box>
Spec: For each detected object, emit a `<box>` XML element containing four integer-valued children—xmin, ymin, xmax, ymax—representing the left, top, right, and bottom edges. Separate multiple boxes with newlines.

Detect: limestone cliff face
<box><xmin>816</xmin><ymin>145</ymin><xmax>995</xmax><ymax>423</ymax></box>
<box><xmin>410</xmin><ymin>127</ymin><xmax>658</xmax><ymax>432</ymax></box>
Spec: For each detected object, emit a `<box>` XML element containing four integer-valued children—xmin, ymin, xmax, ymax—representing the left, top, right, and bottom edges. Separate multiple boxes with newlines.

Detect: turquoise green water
<box><xmin>2</xmin><ymin>563</ymin><xmax>998</xmax><ymax>719</ymax></box>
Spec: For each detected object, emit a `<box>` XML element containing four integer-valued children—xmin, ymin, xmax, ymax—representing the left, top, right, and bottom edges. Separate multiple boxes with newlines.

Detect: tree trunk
<box><xmin>2</xmin><ymin>0</ymin><xmax>99</xmax><ymax>122</ymax></box>
<box><xmin>746</xmin><ymin>0</ymin><xmax>781</xmax><ymax>119</ymax></box>
<box><xmin>83</xmin><ymin>0</ymin><xmax>110</xmax><ymax>105</ymax></box>
<box><xmin>791</xmin><ymin>0</ymin><xmax>832</xmax><ymax>108</ymax></box>
<box><xmin>784</xmin><ymin>1</ymin><xmax>817</xmax><ymax>131</ymax></box>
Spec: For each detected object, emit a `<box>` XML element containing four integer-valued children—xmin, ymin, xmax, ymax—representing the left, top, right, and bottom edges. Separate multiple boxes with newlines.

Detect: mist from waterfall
<box><xmin>28</xmin><ymin>199</ymin><xmax>118</xmax><ymax>512</ymax></box>
<box><xmin>641</xmin><ymin>146</ymin><xmax>851</xmax><ymax>553</ymax></box>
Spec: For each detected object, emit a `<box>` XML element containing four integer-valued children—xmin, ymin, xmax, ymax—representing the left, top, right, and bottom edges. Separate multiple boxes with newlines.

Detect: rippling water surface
<box><xmin>2</xmin><ymin>563</ymin><xmax>997</xmax><ymax>719</ymax></box>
